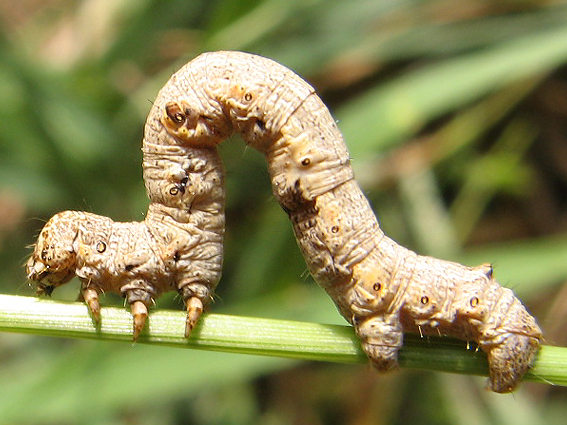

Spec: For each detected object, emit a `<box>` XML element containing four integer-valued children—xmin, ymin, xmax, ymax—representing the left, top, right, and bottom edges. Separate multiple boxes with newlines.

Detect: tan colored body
<box><xmin>28</xmin><ymin>116</ymin><xmax>225</xmax><ymax>339</ymax></box>
<box><xmin>27</xmin><ymin>51</ymin><xmax>540</xmax><ymax>392</ymax></box>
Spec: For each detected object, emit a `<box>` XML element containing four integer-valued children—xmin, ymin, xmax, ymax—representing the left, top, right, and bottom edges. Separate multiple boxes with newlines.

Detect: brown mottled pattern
<box><xmin>27</xmin><ymin>51</ymin><xmax>540</xmax><ymax>392</ymax></box>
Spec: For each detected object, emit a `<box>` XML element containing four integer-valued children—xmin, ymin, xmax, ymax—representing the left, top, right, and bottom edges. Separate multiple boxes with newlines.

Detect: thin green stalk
<box><xmin>0</xmin><ymin>294</ymin><xmax>564</xmax><ymax>387</ymax></box>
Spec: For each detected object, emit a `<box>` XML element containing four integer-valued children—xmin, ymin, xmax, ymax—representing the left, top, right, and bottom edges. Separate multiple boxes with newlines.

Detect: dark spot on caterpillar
<box><xmin>169</xmin><ymin>176</ymin><xmax>189</xmax><ymax>196</ymax></box>
<box><xmin>165</xmin><ymin>102</ymin><xmax>186</xmax><ymax>124</ymax></box>
<box><xmin>169</xmin><ymin>183</ymin><xmax>186</xmax><ymax>196</ymax></box>
<box><xmin>295</xmin><ymin>217</ymin><xmax>316</xmax><ymax>231</ymax></box>
<box><xmin>95</xmin><ymin>241</ymin><xmax>106</xmax><ymax>253</ymax></box>
<box><xmin>40</xmin><ymin>284</ymin><xmax>55</xmax><ymax>296</ymax></box>
<box><xmin>280</xmin><ymin>203</ymin><xmax>291</xmax><ymax>215</ymax></box>
<box><xmin>253</xmin><ymin>118</ymin><xmax>266</xmax><ymax>137</ymax></box>
<box><xmin>280</xmin><ymin>178</ymin><xmax>319</xmax><ymax>215</ymax></box>
<box><xmin>35</xmin><ymin>269</ymin><xmax>49</xmax><ymax>281</ymax></box>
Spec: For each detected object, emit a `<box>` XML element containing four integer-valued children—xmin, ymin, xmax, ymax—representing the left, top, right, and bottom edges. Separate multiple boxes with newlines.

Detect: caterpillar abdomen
<box><xmin>27</xmin><ymin>51</ymin><xmax>541</xmax><ymax>392</ymax></box>
<box><xmin>158</xmin><ymin>51</ymin><xmax>541</xmax><ymax>392</ymax></box>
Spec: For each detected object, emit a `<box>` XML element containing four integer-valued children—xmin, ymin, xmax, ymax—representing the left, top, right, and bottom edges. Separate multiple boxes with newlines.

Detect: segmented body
<box><xmin>27</xmin><ymin>107</ymin><xmax>225</xmax><ymax>339</ymax></box>
<box><xmin>27</xmin><ymin>51</ymin><xmax>540</xmax><ymax>392</ymax></box>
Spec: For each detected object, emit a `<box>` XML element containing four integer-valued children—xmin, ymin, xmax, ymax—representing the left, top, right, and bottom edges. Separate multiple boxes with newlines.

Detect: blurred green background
<box><xmin>1</xmin><ymin>0</ymin><xmax>567</xmax><ymax>423</ymax></box>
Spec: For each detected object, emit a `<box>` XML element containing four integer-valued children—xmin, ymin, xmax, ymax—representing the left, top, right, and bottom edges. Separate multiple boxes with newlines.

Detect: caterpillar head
<box><xmin>26</xmin><ymin>211</ymin><xmax>79</xmax><ymax>296</ymax></box>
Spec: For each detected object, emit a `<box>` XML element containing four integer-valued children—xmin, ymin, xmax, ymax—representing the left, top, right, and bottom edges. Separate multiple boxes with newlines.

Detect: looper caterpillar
<box><xmin>27</xmin><ymin>51</ymin><xmax>541</xmax><ymax>392</ymax></box>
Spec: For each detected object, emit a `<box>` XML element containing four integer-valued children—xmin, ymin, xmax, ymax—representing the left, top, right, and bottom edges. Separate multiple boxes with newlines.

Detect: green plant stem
<box><xmin>0</xmin><ymin>294</ymin><xmax>564</xmax><ymax>387</ymax></box>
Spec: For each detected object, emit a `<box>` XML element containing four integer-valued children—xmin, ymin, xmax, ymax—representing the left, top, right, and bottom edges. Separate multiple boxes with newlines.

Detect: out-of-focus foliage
<box><xmin>1</xmin><ymin>0</ymin><xmax>567</xmax><ymax>423</ymax></box>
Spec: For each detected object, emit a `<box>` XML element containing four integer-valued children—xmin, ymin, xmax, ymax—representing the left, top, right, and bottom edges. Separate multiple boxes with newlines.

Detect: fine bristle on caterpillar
<box><xmin>27</xmin><ymin>51</ymin><xmax>541</xmax><ymax>392</ymax></box>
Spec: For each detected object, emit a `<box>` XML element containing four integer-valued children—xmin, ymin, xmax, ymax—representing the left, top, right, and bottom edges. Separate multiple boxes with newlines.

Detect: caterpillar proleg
<box><xmin>27</xmin><ymin>51</ymin><xmax>541</xmax><ymax>392</ymax></box>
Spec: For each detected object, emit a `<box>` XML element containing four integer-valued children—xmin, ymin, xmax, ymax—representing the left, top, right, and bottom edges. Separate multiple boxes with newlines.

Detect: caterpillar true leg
<box><xmin>130</xmin><ymin>300</ymin><xmax>149</xmax><ymax>341</ymax></box>
<box><xmin>80</xmin><ymin>286</ymin><xmax>101</xmax><ymax>323</ymax></box>
<box><xmin>184</xmin><ymin>297</ymin><xmax>204</xmax><ymax>337</ymax></box>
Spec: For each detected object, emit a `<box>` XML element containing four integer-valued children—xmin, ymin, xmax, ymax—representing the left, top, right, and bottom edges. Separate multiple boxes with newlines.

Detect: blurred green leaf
<box><xmin>339</xmin><ymin>24</ymin><xmax>567</xmax><ymax>157</ymax></box>
<box><xmin>458</xmin><ymin>233</ymin><xmax>567</xmax><ymax>297</ymax></box>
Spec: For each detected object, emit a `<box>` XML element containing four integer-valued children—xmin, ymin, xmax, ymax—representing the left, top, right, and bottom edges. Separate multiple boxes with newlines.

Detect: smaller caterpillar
<box><xmin>27</xmin><ymin>51</ymin><xmax>541</xmax><ymax>392</ymax></box>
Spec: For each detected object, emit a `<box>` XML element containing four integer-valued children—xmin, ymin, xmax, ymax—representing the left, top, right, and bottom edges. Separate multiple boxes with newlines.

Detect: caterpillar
<box><xmin>26</xmin><ymin>51</ymin><xmax>541</xmax><ymax>393</ymax></box>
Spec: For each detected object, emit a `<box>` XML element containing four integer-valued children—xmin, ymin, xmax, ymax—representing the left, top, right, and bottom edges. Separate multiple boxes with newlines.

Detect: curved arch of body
<box><xmin>27</xmin><ymin>51</ymin><xmax>540</xmax><ymax>393</ymax></box>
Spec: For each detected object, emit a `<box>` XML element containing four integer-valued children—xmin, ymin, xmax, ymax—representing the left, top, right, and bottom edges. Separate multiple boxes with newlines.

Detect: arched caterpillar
<box><xmin>27</xmin><ymin>51</ymin><xmax>541</xmax><ymax>392</ymax></box>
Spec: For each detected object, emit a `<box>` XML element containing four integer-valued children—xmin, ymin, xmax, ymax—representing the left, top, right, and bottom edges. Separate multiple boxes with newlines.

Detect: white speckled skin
<box><xmin>27</xmin><ymin>51</ymin><xmax>540</xmax><ymax>391</ymax></box>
